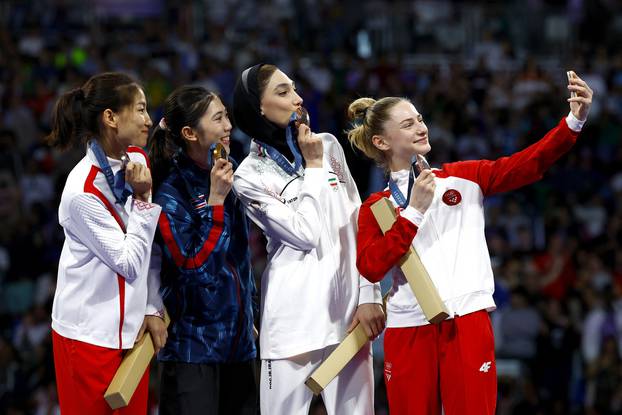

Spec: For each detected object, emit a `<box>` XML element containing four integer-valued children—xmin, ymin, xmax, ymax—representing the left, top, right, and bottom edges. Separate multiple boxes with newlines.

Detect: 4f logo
<box><xmin>479</xmin><ymin>361</ymin><xmax>492</xmax><ymax>373</ymax></box>
<box><xmin>384</xmin><ymin>362</ymin><xmax>392</xmax><ymax>382</ymax></box>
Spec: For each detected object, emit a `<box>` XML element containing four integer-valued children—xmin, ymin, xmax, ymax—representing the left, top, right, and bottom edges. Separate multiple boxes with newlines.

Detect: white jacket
<box><xmin>356</xmin><ymin>114</ymin><xmax>583</xmax><ymax>328</ymax></box>
<box><xmin>233</xmin><ymin>133</ymin><xmax>382</xmax><ymax>359</ymax></box>
<box><xmin>51</xmin><ymin>145</ymin><xmax>163</xmax><ymax>349</ymax></box>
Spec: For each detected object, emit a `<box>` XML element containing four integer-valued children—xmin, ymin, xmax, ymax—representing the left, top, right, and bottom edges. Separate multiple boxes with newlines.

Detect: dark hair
<box><xmin>147</xmin><ymin>85</ymin><xmax>217</xmax><ymax>190</ymax></box>
<box><xmin>233</xmin><ymin>63</ymin><xmax>293</xmax><ymax>157</ymax></box>
<box><xmin>46</xmin><ymin>72</ymin><xmax>141</xmax><ymax>150</ymax></box>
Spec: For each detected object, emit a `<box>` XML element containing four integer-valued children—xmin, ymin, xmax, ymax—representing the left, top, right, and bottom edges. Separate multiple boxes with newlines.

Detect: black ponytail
<box><xmin>46</xmin><ymin>88</ymin><xmax>85</xmax><ymax>149</ymax></box>
<box><xmin>147</xmin><ymin>86</ymin><xmax>217</xmax><ymax>192</ymax></box>
<box><xmin>46</xmin><ymin>72</ymin><xmax>141</xmax><ymax>150</ymax></box>
<box><xmin>147</xmin><ymin>124</ymin><xmax>176</xmax><ymax>193</ymax></box>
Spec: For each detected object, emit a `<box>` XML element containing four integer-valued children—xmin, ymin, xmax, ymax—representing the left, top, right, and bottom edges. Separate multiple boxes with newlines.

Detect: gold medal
<box><xmin>212</xmin><ymin>143</ymin><xmax>228</xmax><ymax>162</ymax></box>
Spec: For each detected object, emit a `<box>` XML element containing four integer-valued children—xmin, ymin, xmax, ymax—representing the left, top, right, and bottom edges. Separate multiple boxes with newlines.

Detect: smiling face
<box><xmin>115</xmin><ymin>88</ymin><xmax>152</xmax><ymax>149</ymax></box>
<box><xmin>194</xmin><ymin>96</ymin><xmax>232</xmax><ymax>153</ymax></box>
<box><xmin>259</xmin><ymin>69</ymin><xmax>303</xmax><ymax>128</ymax></box>
<box><xmin>374</xmin><ymin>100</ymin><xmax>430</xmax><ymax>170</ymax></box>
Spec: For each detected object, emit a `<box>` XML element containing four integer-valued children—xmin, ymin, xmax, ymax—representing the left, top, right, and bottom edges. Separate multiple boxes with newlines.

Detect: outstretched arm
<box><xmin>440</xmin><ymin>72</ymin><xmax>593</xmax><ymax>196</ymax></box>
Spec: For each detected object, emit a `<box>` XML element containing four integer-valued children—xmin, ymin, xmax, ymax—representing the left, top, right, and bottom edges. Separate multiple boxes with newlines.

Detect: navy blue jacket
<box><xmin>154</xmin><ymin>152</ymin><xmax>256</xmax><ymax>363</ymax></box>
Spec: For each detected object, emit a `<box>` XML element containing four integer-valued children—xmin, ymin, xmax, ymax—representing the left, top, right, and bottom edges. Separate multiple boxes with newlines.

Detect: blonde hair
<box><xmin>346</xmin><ymin>96</ymin><xmax>408</xmax><ymax>169</ymax></box>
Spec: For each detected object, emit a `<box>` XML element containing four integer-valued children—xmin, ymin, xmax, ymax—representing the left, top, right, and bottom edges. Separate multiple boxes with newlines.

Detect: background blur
<box><xmin>1</xmin><ymin>1</ymin><xmax>622</xmax><ymax>414</ymax></box>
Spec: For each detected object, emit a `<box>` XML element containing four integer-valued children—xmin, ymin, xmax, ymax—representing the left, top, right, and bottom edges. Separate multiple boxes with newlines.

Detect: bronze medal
<box><xmin>294</xmin><ymin>107</ymin><xmax>310</xmax><ymax>128</ymax></box>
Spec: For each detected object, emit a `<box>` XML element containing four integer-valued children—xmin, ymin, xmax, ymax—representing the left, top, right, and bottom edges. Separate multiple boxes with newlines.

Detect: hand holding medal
<box><xmin>207</xmin><ymin>142</ymin><xmax>233</xmax><ymax>206</ymax></box>
<box><xmin>210</xmin><ymin>142</ymin><xmax>228</xmax><ymax>167</ymax></box>
<box><xmin>125</xmin><ymin>159</ymin><xmax>152</xmax><ymax>202</ymax></box>
<box><xmin>408</xmin><ymin>154</ymin><xmax>435</xmax><ymax>214</ymax></box>
<box><xmin>293</xmin><ymin>106</ymin><xmax>323</xmax><ymax>169</ymax></box>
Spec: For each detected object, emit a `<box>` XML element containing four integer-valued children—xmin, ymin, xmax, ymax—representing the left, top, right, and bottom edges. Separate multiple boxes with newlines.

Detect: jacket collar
<box><xmin>389</xmin><ymin>169</ymin><xmax>410</xmax><ymax>187</ymax></box>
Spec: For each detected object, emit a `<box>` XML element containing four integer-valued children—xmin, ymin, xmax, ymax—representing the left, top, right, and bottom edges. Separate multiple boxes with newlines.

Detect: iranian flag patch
<box><xmin>328</xmin><ymin>177</ymin><xmax>338</xmax><ymax>190</ymax></box>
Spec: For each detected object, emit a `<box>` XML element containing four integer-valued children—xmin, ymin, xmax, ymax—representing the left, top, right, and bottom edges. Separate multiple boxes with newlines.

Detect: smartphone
<box><xmin>567</xmin><ymin>70</ymin><xmax>577</xmax><ymax>98</ymax></box>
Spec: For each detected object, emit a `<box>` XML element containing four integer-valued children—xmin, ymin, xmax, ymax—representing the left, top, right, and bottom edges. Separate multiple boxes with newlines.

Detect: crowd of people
<box><xmin>1</xmin><ymin>1</ymin><xmax>622</xmax><ymax>414</ymax></box>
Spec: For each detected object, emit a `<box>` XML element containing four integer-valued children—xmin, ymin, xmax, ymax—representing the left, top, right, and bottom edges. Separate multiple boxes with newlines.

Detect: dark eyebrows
<box><xmin>273</xmin><ymin>81</ymin><xmax>294</xmax><ymax>92</ymax></box>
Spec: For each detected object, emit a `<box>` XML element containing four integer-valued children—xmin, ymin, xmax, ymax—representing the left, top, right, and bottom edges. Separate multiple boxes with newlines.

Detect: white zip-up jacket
<box><xmin>233</xmin><ymin>133</ymin><xmax>382</xmax><ymax>359</ymax></box>
<box><xmin>51</xmin><ymin>145</ymin><xmax>163</xmax><ymax>349</ymax></box>
<box><xmin>357</xmin><ymin>114</ymin><xmax>583</xmax><ymax>327</ymax></box>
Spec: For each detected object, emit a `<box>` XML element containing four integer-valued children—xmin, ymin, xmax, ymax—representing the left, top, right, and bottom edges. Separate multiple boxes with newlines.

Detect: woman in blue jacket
<box><xmin>147</xmin><ymin>86</ymin><xmax>257</xmax><ymax>415</ymax></box>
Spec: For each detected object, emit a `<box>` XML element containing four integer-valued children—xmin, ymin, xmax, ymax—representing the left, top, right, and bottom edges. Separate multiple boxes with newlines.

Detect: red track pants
<box><xmin>383</xmin><ymin>310</ymin><xmax>497</xmax><ymax>415</ymax></box>
<box><xmin>52</xmin><ymin>330</ymin><xmax>149</xmax><ymax>415</ymax></box>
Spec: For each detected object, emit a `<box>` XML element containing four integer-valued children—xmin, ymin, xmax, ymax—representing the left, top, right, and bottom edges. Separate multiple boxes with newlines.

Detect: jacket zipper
<box><xmin>422</xmin><ymin>196</ymin><xmax>450</xmax><ymax>298</ymax></box>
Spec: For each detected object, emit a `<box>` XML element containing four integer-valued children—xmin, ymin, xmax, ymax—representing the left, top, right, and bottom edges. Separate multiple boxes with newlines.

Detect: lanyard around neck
<box><xmin>257</xmin><ymin>112</ymin><xmax>305</xmax><ymax>177</ymax></box>
<box><xmin>389</xmin><ymin>156</ymin><xmax>432</xmax><ymax>209</ymax></box>
<box><xmin>388</xmin><ymin>170</ymin><xmax>415</xmax><ymax>209</ymax></box>
<box><xmin>89</xmin><ymin>140</ymin><xmax>133</xmax><ymax>205</ymax></box>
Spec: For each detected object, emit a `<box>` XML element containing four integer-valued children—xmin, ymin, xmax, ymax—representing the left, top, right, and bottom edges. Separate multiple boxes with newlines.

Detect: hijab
<box><xmin>233</xmin><ymin>64</ymin><xmax>295</xmax><ymax>161</ymax></box>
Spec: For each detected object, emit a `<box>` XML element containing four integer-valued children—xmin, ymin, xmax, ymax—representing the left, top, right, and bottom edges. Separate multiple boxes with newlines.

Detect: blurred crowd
<box><xmin>1</xmin><ymin>0</ymin><xmax>622</xmax><ymax>414</ymax></box>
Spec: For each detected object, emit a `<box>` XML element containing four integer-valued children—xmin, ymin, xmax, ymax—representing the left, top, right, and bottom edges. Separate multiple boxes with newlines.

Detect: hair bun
<box><xmin>356</xmin><ymin>106</ymin><xmax>368</xmax><ymax>121</ymax></box>
<box><xmin>347</xmin><ymin>97</ymin><xmax>375</xmax><ymax>123</ymax></box>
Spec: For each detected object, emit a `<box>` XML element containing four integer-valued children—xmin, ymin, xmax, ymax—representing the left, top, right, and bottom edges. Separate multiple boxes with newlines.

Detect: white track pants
<box><xmin>260</xmin><ymin>343</ymin><xmax>374</xmax><ymax>415</ymax></box>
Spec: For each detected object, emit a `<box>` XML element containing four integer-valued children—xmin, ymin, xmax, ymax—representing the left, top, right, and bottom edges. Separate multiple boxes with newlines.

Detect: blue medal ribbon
<box><xmin>285</xmin><ymin>112</ymin><xmax>304</xmax><ymax>172</ymax></box>
<box><xmin>89</xmin><ymin>140</ymin><xmax>133</xmax><ymax>205</ymax></box>
<box><xmin>388</xmin><ymin>173</ymin><xmax>414</xmax><ymax>209</ymax></box>
<box><xmin>207</xmin><ymin>143</ymin><xmax>215</xmax><ymax>168</ymax></box>
<box><xmin>257</xmin><ymin>112</ymin><xmax>305</xmax><ymax>177</ymax></box>
<box><xmin>388</xmin><ymin>162</ymin><xmax>417</xmax><ymax>209</ymax></box>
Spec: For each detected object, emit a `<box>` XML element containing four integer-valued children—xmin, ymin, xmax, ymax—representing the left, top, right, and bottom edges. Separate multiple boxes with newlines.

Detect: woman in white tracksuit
<box><xmin>232</xmin><ymin>63</ymin><xmax>384</xmax><ymax>415</ymax></box>
<box><xmin>47</xmin><ymin>72</ymin><xmax>167</xmax><ymax>415</ymax></box>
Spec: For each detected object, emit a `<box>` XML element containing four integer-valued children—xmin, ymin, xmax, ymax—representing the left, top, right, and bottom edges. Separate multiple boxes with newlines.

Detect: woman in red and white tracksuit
<box><xmin>47</xmin><ymin>72</ymin><xmax>167</xmax><ymax>415</ymax></box>
<box><xmin>347</xmin><ymin>72</ymin><xmax>593</xmax><ymax>415</ymax></box>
